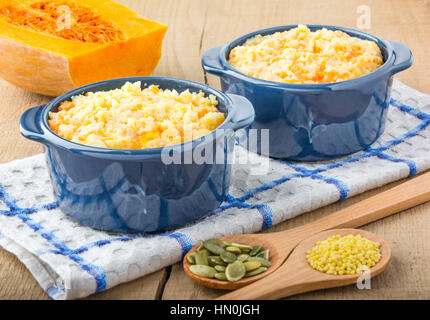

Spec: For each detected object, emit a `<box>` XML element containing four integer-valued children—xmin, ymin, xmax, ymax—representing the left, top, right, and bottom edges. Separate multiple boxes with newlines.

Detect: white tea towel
<box><xmin>0</xmin><ymin>80</ymin><xmax>430</xmax><ymax>299</ymax></box>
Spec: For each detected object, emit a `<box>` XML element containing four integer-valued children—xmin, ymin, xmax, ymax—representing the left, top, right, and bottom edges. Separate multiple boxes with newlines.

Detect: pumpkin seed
<box><xmin>237</xmin><ymin>254</ymin><xmax>249</xmax><ymax>262</ymax></box>
<box><xmin>244</xmin><ymin>261</ymin><xmax>261</xmax><ymax>271</ymax></box>
<box><xmin>220</xmin><ymin>251</ymin><xmax>237</xmax><ymax>263</ymax></box>
<box><xmin>205</xmin><ymin>238</ymin><xmax>224</xmax><ymax>246</ymax></box>
<box><xmin>229</xmin><ymin>242</ymin><xmax>253</xmax><ymax>252</ymax></box>
<box><xmin>256</xmin><ymin>249</ymin><xmax>270</xmax><ymax>260</ymax></box>
<box><xmin>249</xmin><ymin>245</ymin><xmax>262</xmax><ymax>256</ymax></box>
<box><xmin>214</xmin><ymin>265</ymin><xmax>226</xmax><ymax>272</ymax></box>
<box><xmin>188</xmin><ymin>238</ymin><xmax>270</xmax><ymax>282</ymax></box>
<box><xmin>247</xmin><ymin>256</ymin><xmax>271</xmax><ymax>267</ymax></box>
<box><xmin>204</xmin><ymin>242</ymin><xmax>225</xmax><ymax>255</ymax></box>
<box><xmin>245</xmin><ymin>267</ymin><xmax>268</xmax><ymax>277</ymax></box>
<box><xmin>214</xmin><ymin>272</ymin><xmax>228</xmax><ymax>281</ymax></box>
<box><xmin>226</xmin><ymin>246</ymin><xmax>242</xmax><ymax>254</ymax></box>
<box><xmin>195</xmin><ymin>250</ymin><xmax>209</xmax><ymax>266</ymax></box>
<box><xmin>202</xmin><ymin>248</ymin><xmax>211</xmax><ymax>253</ymax></box>
<box><xmin>208</xmin><ymin>255</ymin><xmax>226</xmax><ymax>267</ymax></box>
<box><xmin>197</xmin><ymin>244</ymin><xmax>210</xmax><ymax>255</ymax></box>
<box><xmin>186</xmin><ymin>252</ymin><xmax>196</xmax><ymax>264</ymax></box>
<box><xmin>225</xmin><ymin>261</ymin><xmax>246</xmax><ymax>281</ymax></box>
<box><xmin>189</xmin><ymin>265</ymin><xmax>217</xmax><ymax>278</ymax></box>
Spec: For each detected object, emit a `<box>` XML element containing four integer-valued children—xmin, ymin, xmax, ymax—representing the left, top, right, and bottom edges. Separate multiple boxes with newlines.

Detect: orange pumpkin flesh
<box><xmin>0</xmin><ymin>0</ymin><xmax>167</xmax><ymax>96</ymax></box>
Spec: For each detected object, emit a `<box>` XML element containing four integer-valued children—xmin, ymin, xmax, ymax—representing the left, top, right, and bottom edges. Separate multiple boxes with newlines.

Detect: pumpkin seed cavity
<box><xmin>0</xmin><ymin>1</ymin><xmax>126</xmax><ymax>43</ymax></box>
<box><xmin>187</xmin><ymin>238</ymin><xmax>270</xmax><ymax>282</ymax></box>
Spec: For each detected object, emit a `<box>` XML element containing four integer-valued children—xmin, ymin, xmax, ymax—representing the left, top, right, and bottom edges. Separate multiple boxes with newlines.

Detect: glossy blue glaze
<box><xmin>202</xmin><ymin>25</ymin><xmax>413</xmax><ymax>160</ymax></box>
<box><xmin>20</xmin><ymin>77</ymin><xmax>255</xmax><ymax>233</ymax></box>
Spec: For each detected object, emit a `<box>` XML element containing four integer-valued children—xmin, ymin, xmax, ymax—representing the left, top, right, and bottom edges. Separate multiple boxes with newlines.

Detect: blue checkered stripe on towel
<box><xmin>0</xmin><ymin>94</ymin><xmax>429</xmax><ymax>299</ymax></box>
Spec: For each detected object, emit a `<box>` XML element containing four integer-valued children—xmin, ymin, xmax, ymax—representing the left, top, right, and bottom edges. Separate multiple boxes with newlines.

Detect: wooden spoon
<box><xmin>183</xmin><ymin>170</ymin><xmax>430</xmax><ymax>290</ymax></box>
<box><xmin>217</xmin><ymin>228</ymin><xmax>391</xmax><ymax>299</ymax></box>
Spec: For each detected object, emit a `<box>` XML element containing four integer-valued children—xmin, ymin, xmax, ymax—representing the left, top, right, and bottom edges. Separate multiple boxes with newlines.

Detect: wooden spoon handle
<box><xmin>216</xmin><ymin>269</ymin><xmax>315</xmax><ymax>300</ymax></box>
<box><xmin>279</xmin><ymin>171</ymin><xmax>430</xmax><ymax>240</ymax></box>
<box><xmin>216</xmin><ymin>268</ymin><xmax>347</xmax><ymax>300</ymax></box>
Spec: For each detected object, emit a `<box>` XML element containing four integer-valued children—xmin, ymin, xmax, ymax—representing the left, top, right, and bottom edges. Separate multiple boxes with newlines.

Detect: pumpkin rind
<box><xmin>0</xmin><ymin>36</ymin><xmax>75</xmax><ymax>96</ymax></box>
<box><xmin>0</xmin><ymin>0</ymin><xmax>167</xmax><ymax>96</ymax></box>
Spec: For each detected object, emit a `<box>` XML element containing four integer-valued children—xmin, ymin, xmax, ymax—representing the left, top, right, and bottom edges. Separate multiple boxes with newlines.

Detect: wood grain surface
<box><xmin>0</xmin><ymin>0</ymin><xmax>429</xmax><ymax>300</ymax></box>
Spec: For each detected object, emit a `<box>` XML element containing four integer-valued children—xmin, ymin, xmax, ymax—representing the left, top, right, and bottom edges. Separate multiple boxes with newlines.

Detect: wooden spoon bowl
<box><xmin>183</xmin><ymin>233</ymin><xmax>283</xmax><ymax>290</ymax></box>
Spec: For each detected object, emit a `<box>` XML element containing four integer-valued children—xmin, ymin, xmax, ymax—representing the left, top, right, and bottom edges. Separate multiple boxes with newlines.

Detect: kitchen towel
<box><xmin>0</xmin><ymin>79</ymin><xmax>430</xmax><ymax>299</ymax></box>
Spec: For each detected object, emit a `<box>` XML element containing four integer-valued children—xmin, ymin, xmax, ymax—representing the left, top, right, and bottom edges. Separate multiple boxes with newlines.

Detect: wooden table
<box><xmin>0</xmin><ymin>0</ymin><xmax>429</xmax><ymax>300</ymax></box>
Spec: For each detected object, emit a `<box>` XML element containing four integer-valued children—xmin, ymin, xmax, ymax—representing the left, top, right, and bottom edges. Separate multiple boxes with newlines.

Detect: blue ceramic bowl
<box><xmin>202</xmin><ymin>24</ymin><xmax>413</xmax><ymax>160</ymax></box>
<box><xmin>20</xmin><ymin>77</ymin><xmax>255</xmax><ymax>233</ymax></box>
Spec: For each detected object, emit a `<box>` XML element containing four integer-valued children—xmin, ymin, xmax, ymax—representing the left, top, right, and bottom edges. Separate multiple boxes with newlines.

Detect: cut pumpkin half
<box><xmin>0</xmin><ymin>0</ymin><xmax>167</xmax><ymax>96</ymax></box>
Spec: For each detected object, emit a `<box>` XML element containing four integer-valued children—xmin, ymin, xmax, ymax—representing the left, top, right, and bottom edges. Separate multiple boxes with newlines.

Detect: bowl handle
<box><xmin>388</xmin><ymin>41</ymin><xmax>413</xmax><ymax>75</ymax></box>
<box><xmin>20</xmin><ymin>105</ymin><xmax>47</xmax><ymax>142</ymax></box>
<box><xmin>226</xmin><ymin>94</ymin><xmax>255</xmax><ymax>131</ymax></box>
<box><xmin>202</xmin><ymin>45</ymin><xmax>228</xmax><ymax>76</ymax></box>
